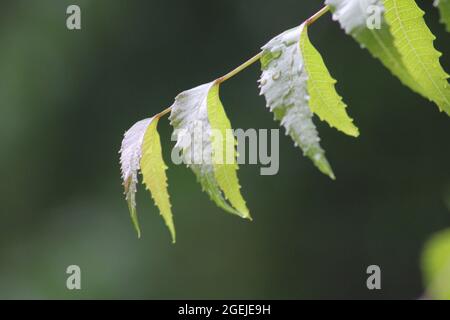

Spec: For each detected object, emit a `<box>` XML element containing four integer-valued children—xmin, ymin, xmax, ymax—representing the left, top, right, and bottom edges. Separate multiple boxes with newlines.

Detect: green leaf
<box><xmin>300</xmin><ymin>24</ymin><xmax>359</xmax><ymax>137</ymax></box>
<box><xmin>325</xmin><ymin>0</ymin><xmax>426</xmax><ymax>97</ymax></box>
<box><xmin>207</xmin><ymin>84</ymin><xmax>250</xmax><ymax>219</ymax></box>
<box><xmin>422</xmin><ymin>228</ymin><xmax>450</xmax><ymax>299</ymax></box>
<box><xmin>141</xmin><ymin>117</ymin><xmax>176</xmax><ymax>243</ymax></box>
<box><xmin>169</xmin><ymin>82</ymin><xmax>250</xmax><ymax>219</ymax></box>
<box><xmin>384</xmin><ymin>0</ymin><xmax>450</xmax><ymax>115</ymax></box>
<box><xmin>435</xmin><ymin>0</ymin><xmax>450</xmax><ymax>32</ymax></box>
<box><xmin>260</xmin><ymin>23</ymin><xmax>358</xmax><ymax>179</ymax></box>
<box><xmin>120</xmin><ymin>117</ymin><xmax>175</xmax><ymax>241</ymax></box>
<box><xmin>120</xmin><ymin>118</ymin><xmax>154</xmax><ymax>238</ymax></box>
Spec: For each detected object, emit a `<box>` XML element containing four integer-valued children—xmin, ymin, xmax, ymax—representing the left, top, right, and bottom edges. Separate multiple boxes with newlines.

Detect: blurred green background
<box><xmin>0</xmin><ymin>0</ymin><xmax>449</xmax><ymax>299</ymax></box>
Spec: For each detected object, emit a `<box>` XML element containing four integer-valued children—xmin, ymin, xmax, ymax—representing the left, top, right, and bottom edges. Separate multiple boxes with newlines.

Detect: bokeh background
<box><xmin>0</xmin><ymin>0</ymin><xmax>449</xmax><ymax>299</ymax></box>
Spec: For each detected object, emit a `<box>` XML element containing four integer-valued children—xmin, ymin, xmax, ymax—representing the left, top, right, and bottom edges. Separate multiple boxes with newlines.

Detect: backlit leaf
<box><xmin>119</xmin><ymin>118</ymin><xmax>154</xmax><ymax>238</ymax></box>
<box><xmin>384</xmin><ymin>0</ymin><xmax>450</xmax><ymax>115</ymax></box>
<box><xmin>260</xmin><ymin>23</ymin><xmax>359</xmax><ymax>179</ymax></box>
<box><xmin>326</xmin><ymin>0</ymin><xmax>426</xmax><ymax>97</ymax></box>
<box><xmin>169</xmin><ymin>82</ymin><xmax>250</xmax><ymax>218</ymax></box>
<box><xmin>141</xmin><ymin>117</ymin><xmax>176</xmax><ymax>243</ymax></box>
<box><xmin>422</xmin><ymin>228</ymin><xmax>450</xmax><ymax>299</ymax></box>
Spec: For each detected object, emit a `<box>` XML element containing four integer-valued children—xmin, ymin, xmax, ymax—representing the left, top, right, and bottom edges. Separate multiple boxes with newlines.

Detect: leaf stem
<box><xmin>156</xmin><ymin>106</ymin><xmax>172</xmax><ymax>118</ymax></box>
<box><xmin>215</xmin><ymin>52</ymin><xmax>263</xmax><ymax>84</ymax></box>
<box><xmin>157</xmin><ymin>5</ymin><xmax>330</xmax><ymax>117</ymax></box>
<box><xmin>306</xmin><ymin>5</ymin><xmax>330</xmax><ymax>26</ymax></box>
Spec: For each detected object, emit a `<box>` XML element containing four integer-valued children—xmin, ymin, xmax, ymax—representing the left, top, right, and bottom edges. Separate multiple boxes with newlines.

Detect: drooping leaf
<box><xmin>119</xmin><ymin>118</ymin><xmax>154</xmax><ymax>238</ymax></box>
<box><xmin>384</xmin><ymin>0</ymin><xmax>450</xmax><ymax>115</ymax></box>
<box><xmin>140</xmin><ymin>117</ymin><xmax>176</xmax><ymax>243</ymax></box>
<box><xmin>169</xmin><ymin>82</ymin><xmax>250</xmax><ymax>219</ymax></box>
<box><xmin>260</xmin><ymin>23</ymin><xmax>358</xmax><ymax>179</ymax></box>
<box><xmin>435</xmin><ymin>0</ymin><xmax>450</xmax><ymax>32</ymax></box>
<box><xmin>422</xmin><ymin>228</ymin><xmax>450</xmax><ymax>299</ymax></box>
<box><xmin>300</xmin><ymin>24</ymin><xmax>359</xmax><ymax>137</ymax></box>
<box><xmin>207</xmin><ymin>84</ymin><xmax>250</xmax><ymax>219</ymax></box>
<box><xmin>325</xmin><ymin>0</ymin><xmax>426</xmax><ymax>97</ymax></box>
<box><xmin>120</xmin><ymin>117</ymin><xmax>175</xmax><ymax>241</ymax></box>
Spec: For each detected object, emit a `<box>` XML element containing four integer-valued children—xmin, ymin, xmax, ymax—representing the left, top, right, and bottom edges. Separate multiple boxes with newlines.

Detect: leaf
<box><xmin>300</xmin><ymin>24</ymin><xmax>359</xmax><ymax>137</ymax></box>
<box><xmin>435</xmin><ymin>0</ymin><xmax>450</xmax><ymax>32</ymax></box>
<box><xmin>325</xmin><ymin>0</ymin><xmax>426</xmax><ymax>97</ymax></box>
<box><xmin>119</xmin><ymin>118</ymin><xmax>154</xmax><ymax>238</ymax></box>
<box><xmin>422</xmin><ymin>228</ymin><xmax>450</xmax><ymax>299</ymax></box>
<box><xmin>207</xmin><ymin>84</ymin><xmax>250</xmax><ymax>219</ymax></box>
<box><xmin>169</xmin><ymin>82</ymin><xmax>250</xmax><ymax>219</ymax></box>
<box><xmin>141</xmin><ymin>117</ymin><xmax>176</xmax><ymax>243</ymax></box>
<box><xmin>259</xmin><ymin>25</ymin><xmax>333</xmax><ymax>179</ymax></box>
<box><xmin>119</xmin><ymin>117</ymin><xmax>175</xmax><ymax>241</ymax></box>
<box><xmin>384</xmin><ymin>0</ymin><xmax>450</xmax><ymax>115</ymax></box>
<box><xmin>260</xmin><ymin>23</ymin><xmax>358</xmax><ymax>179</ymax></box>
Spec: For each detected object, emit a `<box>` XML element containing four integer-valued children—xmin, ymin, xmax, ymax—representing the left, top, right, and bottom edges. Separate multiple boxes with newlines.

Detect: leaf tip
<box><xmin>323</xmin><ymin>165</ymin><xmax>336</xmax><ymax>180</ymax></box>
<box><xmin>241</xmin><ymin>209</ymin><xmax>252</xmax><ymax>221</ymax></box>
<box><xmin>316</xmin><ymin>157</ymin><xmax>336</xmax><ymax>180</ymax></box>
<box><xmin>132</xmin><ymin>220</ymin><xmax>142</xmax><ymax>239</ymax></box>
<box><xmin>168</xmin><ymin>225</ymin><xmax>176</xmax><ymax>244</ymax></box>
<box><xmin>349</xmin><ymin>126</ymin><xmax>360</xmax><ymax>138</ymax></box>
<box><xmin>129</xmin><ymin>206</ymin><xmax>142</xmax><ymax>239</ymax></box>
<box><xmin>125</xmin><ymin>194</ymin><xmax>142</xmax><ymax>238</ymax></box>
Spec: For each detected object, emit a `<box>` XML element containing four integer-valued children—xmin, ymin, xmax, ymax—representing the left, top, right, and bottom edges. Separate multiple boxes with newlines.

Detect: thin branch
<box><xmin>158</xmin><ymin>5</ymin><xmax>330</xmax><ymax>117</ymax></box>
<box><xmin>306</xmin><ymin>5</ymin><xmax>330</xmax><ymax>26</ymax></box>
<box><xmin>156</xmin><ymin>106</ymin><xmax>172</xmax><ymax>119</ymax></box>
<box><xmin>215</xmin><ymin>52</ymin><xmax>264</xmax><ymax>84</ymax></box>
